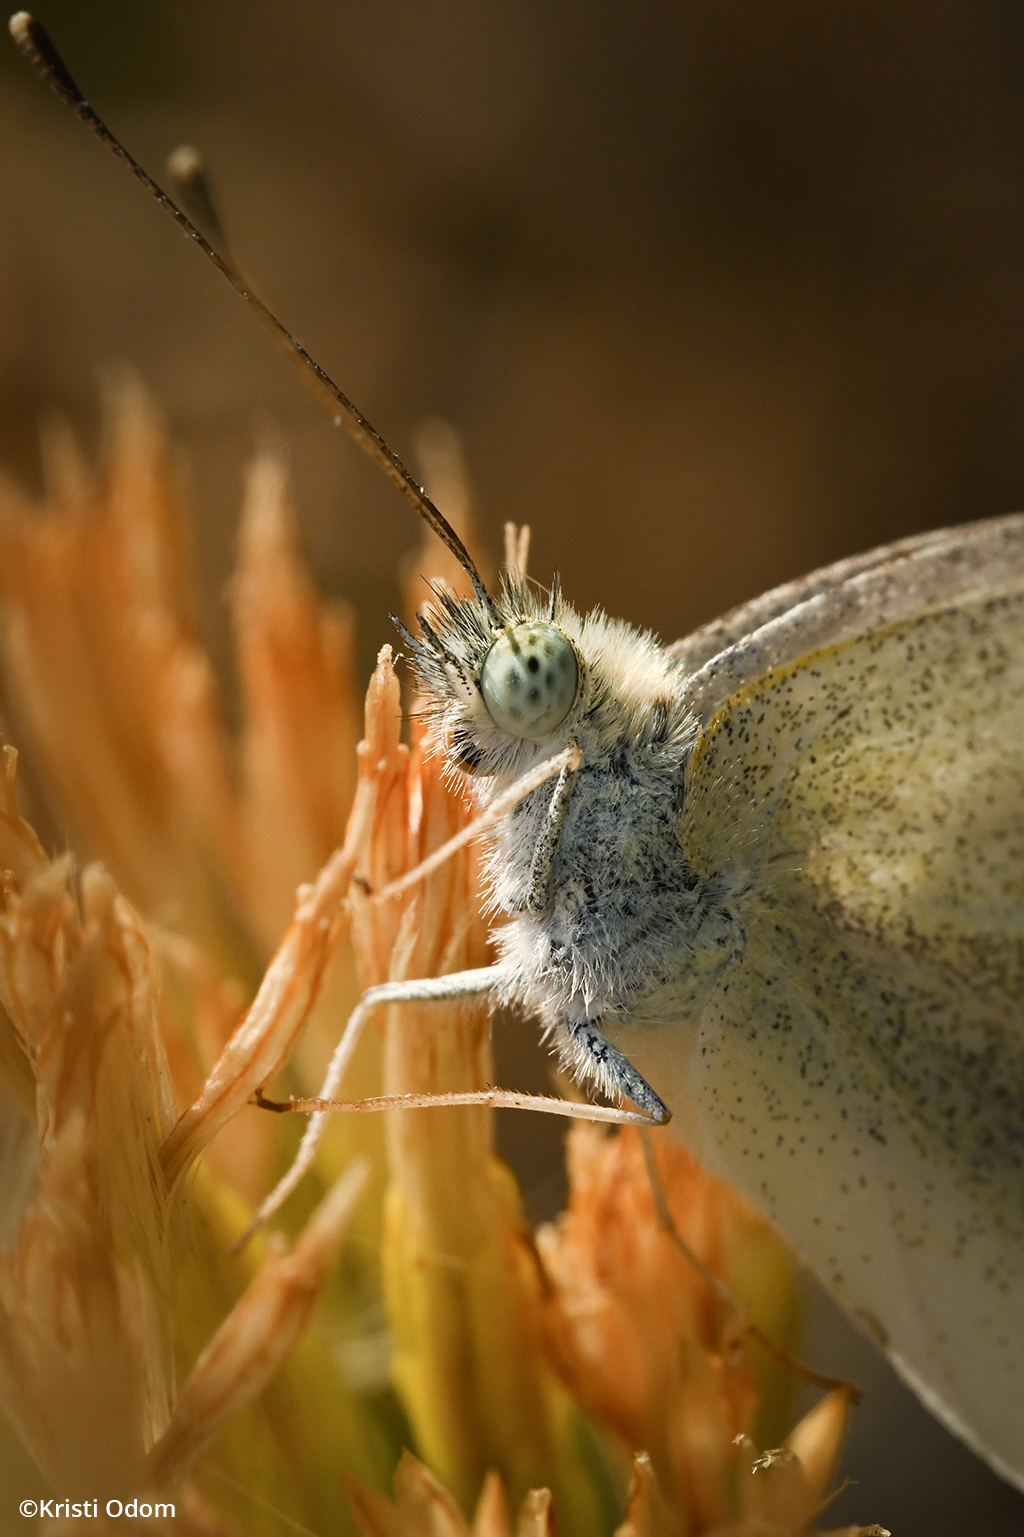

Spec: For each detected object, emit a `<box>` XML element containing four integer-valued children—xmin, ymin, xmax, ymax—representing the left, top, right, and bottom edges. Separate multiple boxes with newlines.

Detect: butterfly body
<box><xmin>404</xmin><ymin>573</ymin><xmax>748</xmax><ymax>1110</ymax></box>
<box><xmin>409</xmin><ymin>516</ymin><xmax>1024</xmax><ymax>1490</ymax></box>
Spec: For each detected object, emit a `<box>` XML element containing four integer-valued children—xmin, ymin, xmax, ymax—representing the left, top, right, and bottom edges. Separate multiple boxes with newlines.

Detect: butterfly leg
<box><xmin>525</xmin><ymin>750</ymin><xmax>579</xmax><ymax>911</ymax></box>
<box><xmin>248</xmin><ymin>965</ymin><xmax>504</xmax><ymax>1234</ymax></box>
<box><xmin>636</xmin><ymin>1130</ymin><xmax>853</xmax><ymax>1394</ymax></box>
<box><xmin>565</xmin><ymin>1006</ymin><xmax>672</xmax><ymax>1124</ymax></box>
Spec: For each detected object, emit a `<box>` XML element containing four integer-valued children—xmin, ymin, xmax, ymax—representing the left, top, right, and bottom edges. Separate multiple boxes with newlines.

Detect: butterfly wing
<box><xmin>671</xmin><ymin>585</ymin><xmax>1024</xmax><ymax>1488</ymax></box>
<box><xmin>673</xmin><ymin>511</ymin><xmax>1024</xmax><ymax>719</ymax></box>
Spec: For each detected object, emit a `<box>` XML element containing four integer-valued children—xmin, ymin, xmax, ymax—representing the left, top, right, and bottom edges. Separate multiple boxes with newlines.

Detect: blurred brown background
<box><xmin>3</xmin><ymin>1</ymin><xmax>1024</xmax><ymax>1531</ymax></box>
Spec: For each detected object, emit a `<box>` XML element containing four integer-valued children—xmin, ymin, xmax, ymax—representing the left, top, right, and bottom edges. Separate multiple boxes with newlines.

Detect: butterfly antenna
<box><xmin>8</xmin><ymin>10</ymin><xmax>499</xmax><ymax>620</ymax></box>
<box><xmin>165</xmin><ymin>143</ymin><xmax>231</xmax><ymax>255</ymax></box>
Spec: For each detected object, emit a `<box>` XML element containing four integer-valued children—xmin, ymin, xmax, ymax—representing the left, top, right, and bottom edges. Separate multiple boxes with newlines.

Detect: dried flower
<box><xmin>534</xmin><ymin>1125</ymin><xmax>793</xmax><ymax>1528</ymax></box>
<box><xmin>0</xmin><ymin>377</ymin><xmax>884</xmax><ymax>1536</ymax></box>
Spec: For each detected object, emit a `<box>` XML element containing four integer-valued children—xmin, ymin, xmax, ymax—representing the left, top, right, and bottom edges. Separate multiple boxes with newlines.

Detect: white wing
<box><xmin>671</xmin><ymin>512</ymin><xmax>1024</xmax><ymax>719</ymax></box>
<box><xmin>644</xmin><ymin>570</ymin><xmax>1024</xmax><ymax>1489</ymax></box>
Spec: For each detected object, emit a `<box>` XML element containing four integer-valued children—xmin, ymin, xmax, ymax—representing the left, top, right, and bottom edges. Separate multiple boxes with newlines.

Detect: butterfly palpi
<box><xmin>10</xmin><ymin>8</ymin><xmax>1024</xmax><ymax>1500</ymax></box>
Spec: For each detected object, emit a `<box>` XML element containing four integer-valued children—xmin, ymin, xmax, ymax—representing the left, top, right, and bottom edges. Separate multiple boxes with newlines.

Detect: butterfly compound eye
<box><xmin>480</xmin><ymin>622</ymin><xmax>580</xmax><ymax>740</ymax></box>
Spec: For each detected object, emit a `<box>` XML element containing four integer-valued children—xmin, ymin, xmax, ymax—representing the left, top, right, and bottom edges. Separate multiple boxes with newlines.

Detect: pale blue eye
<box><xmin>480</xmin><ymin>622</ymin><xmax>579</xmax><ymax>740</ymax></box>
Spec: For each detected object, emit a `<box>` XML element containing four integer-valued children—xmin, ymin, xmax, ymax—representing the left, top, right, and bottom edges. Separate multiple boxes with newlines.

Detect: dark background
<box><xmin>3</xmin><ymin>2</ymin><xmax>1024</xmax><ymax>1531</ymax></box>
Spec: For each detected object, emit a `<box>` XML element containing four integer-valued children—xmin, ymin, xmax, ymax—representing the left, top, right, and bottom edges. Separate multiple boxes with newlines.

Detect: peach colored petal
<box><xmin>401</xmin><ymin>420</ymin><xmax>491</xmax><ymax>622</ymax></box>
<box><xmin>783</xmin><ymin>1387</ymin><xmax>854</xmax><ymax>1514</ymax></box>
<box><xmin>614</xmin><ymin>1453</ymin><xmax>686</xmax><ymax>1537</ymax></box>
<box><xmin>0</xmin><ymin>376</ymin><xmax>246</xmax><ymax>959</ymax></box>
<box><xmin>512</xmin><ymin>1489</ymin><xmax>556</xmax><ymax>1537</ymax></box>
<box><xmin>0</xmin><ymin>832</ymin><xmax>178</xmax><ymax>1499</ymax></box>
<box><xmin>346</xmin><ymin>1448</ymin><xmax>471</xmax><ymax>1537</ymax></box>
<box><xmin>160</xmin><ymin>839</ymin><xmax>356</xmax><ymax>1187</ymax></box>
<box><xmin>161</xmin><ymin>645</ymin><xmax>413</xmax><ymax>1186</ymax></box>
<box><xmin>471</xmin><ymin>1472</ymin><xmax>513</xmax><ymax>1537</ymax></box>
<box><xmin>534</xmin><ymin>1124</ymin><xmax>805</xmax><ymax>1529</ymax></box>
<box><xmin>148</xmin><ymin>1157</ymin><xmax>367</xmax><ymax>1488</ymax></box>
<box><xmin>46</xmin><ymin>868</ymin><xmax>177</xmax><ymax>1267</ymax></box>
<box><xmin>234</xmin><ymin>453</ymin><xmax>359</xmax><ymax>949</ymax></box>
<box><xmin>0</xmin><ymin>1115</ymin><xmax>155</xmax><ymax>1497</ymax></box>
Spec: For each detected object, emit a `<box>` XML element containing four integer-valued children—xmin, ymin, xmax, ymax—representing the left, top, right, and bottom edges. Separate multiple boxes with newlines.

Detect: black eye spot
<box><xmin>527</xmin><ymin>655</ymin><xmax>540</xmax><ymax>673</ymax></box>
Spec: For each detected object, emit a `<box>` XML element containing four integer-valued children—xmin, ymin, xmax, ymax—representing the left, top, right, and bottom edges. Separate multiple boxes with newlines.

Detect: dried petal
<box><xmin>347</xmin><ymin>1449</ymin><xmax>471</xmax><ymax>1537</ymax></box>
<box><xmin>0</xmin><ymin>375</ymin><xmax>247</xmax><ymax>965</ymax></box>
<box><xmin>0</xmin><ymin>1117</ymin><xmax>155</xmax><ymax>1497</ymax></box>
<box><xmin>472</xmin><ymin>1471</ymin><xmax>513</xmax><ymax>1537</ymax></box>
<box><xmin>149</xmin><ymin>1158</ymin><xmax>368</xmax><ymax>1488</ymax></box>
<box><xmin>160</xmin><ymin>838</ymin><xmax>356</xmax><ymax>1187</ymax></box>
<box><xmin>783</xmin><ymin>1387</ymin><xmax>854</xmax><ymax>1513</ymax></box>
<box><xmin>535</xmin><ymin>1124</ymin><xmax>799</xmax><ymax>1529</ymax></box>
<box><xmin>614</xmin><ymin>1454</ymin><xmax>686</xmax><ymax>1537</ymax></box>
<box><xmin>0</xmin><ymin>800</ymin><xmax>178</xmax><ymax>1499</ymax></box>
<box><xmin>512</xmin><ymin>1489</ymin><xmax>556</xmax><ymax>1537</ymax></box>
<box><xmin>234</xmin><ymin>453</ymin><xmax>358</xmax><ymax>949</ymax></box>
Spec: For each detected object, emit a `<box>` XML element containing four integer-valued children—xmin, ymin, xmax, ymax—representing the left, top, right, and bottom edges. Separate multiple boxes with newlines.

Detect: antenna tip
<box><xmin>9</xmin><ymin>10</ymin><xmax>82</xmax><ymax>106</ymax></box>
<box><xmin>9</xmin><ymin>12</ymin><xmax>33</xmax><ymax>46</ymax></box>
<box><xmin>166</xmin><ymin>143</ymin><xmax>231</xmax><ymax>253</ymax></box>
<box><xmin>166</xmin><ymin>143</ymin><xmax>203</xmax><ymax>182</ymax></box>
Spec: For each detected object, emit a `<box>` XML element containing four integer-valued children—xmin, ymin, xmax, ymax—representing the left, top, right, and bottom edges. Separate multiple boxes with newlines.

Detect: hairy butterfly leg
<box><xmin>524</xmin><ymin>753</ymin><xmax>579</xmax><ymax>912</ymax></box>
<box><xmin>246</xmin><ymin>967</ymin><xmax>503</xmax><ymax>1239</ymax></box>
<box><xmin>566</xmin><ymin>1011</ymin><xmax>672</xmax><ymax>1124</ymax></box>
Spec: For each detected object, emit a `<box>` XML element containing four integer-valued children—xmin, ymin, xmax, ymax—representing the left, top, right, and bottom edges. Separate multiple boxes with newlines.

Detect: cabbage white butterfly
<box><xmin>397</xmin><ymin>505</ymin><xmax>1024</xmax><ymax>1495</ymax></box>
<box><xmin>11</xmin><ymin>8</ymin><xmax>1024</xmax><ymax>1502</ymax></box>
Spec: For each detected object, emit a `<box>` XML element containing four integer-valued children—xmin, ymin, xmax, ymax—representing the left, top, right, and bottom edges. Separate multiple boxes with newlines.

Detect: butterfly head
<box><xmin>395</xmin><ymin>567</ymin><xmax>588</xmax><ymax>781</ymax></box>
<box><xmin>396</xmin><ymin>556</ymin><xmax>692</xmax><ymax>790</ymax></box>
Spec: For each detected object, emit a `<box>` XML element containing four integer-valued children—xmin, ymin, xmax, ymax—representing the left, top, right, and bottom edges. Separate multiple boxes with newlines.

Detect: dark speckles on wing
<box><xmin>683</xmin><ymin>593</ymin><xmax>1024</xmax><ymax>1468</ymax></box>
